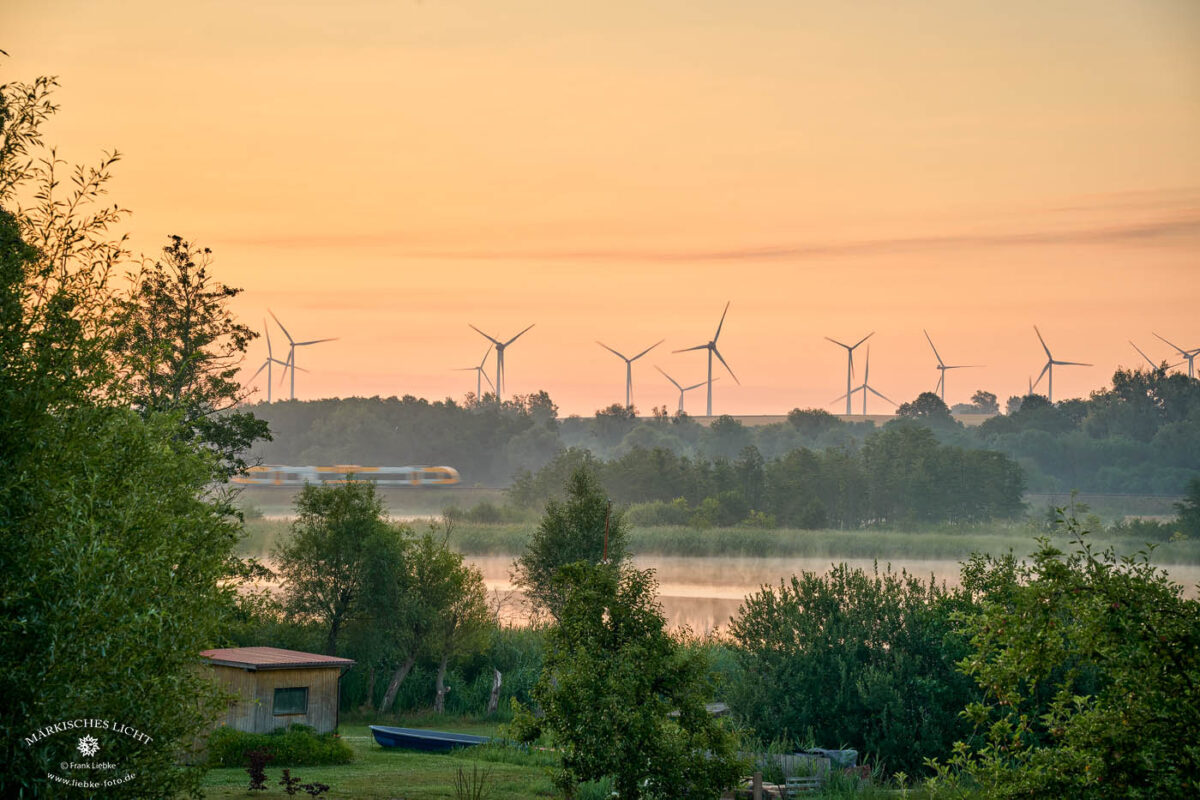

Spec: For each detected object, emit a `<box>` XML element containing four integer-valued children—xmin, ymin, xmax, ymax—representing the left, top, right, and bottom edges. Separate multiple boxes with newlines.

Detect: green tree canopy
<box><xmin>514</xmin><ymin>562</ymin><xmax>745</xmax><ymax>799</ymax></box>
<box><xmin>274</xmin><ymin>480</ymin><xmax>411</xmax><ymax>655</ymax></box>
<box><xmin>116</xmin><ymin>234</ymin><xmax>269</xmax><ymax>477</ymax></box>
<box><xmin>512</xmin><ymin>466</ymin><xmax>628</xmax><ymax>618</ymax></box>
<box><xmin>929</xmin><ymin>517</ymin><xmax>1200</xmax><ymax>798</ymax></box>
<box><xmin>1</xmin><ymin>68</ymin><xmax>258</xmax><ymax>796</ymax></box>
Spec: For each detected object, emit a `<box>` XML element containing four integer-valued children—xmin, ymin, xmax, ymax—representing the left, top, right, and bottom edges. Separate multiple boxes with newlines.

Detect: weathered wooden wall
<box><xmin>210</xmin><ymin>665</ymin><xmax>341</xmax><ymax>734</ymax></box>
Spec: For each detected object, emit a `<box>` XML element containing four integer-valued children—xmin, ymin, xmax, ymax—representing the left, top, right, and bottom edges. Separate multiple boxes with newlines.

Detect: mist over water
<box><xmin>469</xmin><ymin>554</ymin><xmax>1200</xmax><ymax>633</ymax></box>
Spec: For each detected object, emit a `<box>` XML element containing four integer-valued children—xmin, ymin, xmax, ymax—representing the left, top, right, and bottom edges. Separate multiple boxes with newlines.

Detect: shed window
<box><xmin>273</xmin><ymin>687</ymin><xmax>308</xmax><ymax>715</ymax></box>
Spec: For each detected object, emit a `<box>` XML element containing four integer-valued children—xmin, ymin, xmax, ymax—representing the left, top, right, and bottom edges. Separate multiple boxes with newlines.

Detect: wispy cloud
<box><xmin>222</xmin><ymin>213</ymin><xmax>1200</xmax><ymax>262</ymax></box>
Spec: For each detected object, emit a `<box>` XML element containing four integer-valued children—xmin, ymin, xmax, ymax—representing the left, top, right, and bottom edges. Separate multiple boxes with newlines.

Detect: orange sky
<box><xmin>6</xmin><ymin>0</ymin><xmax>1200</xmax><ymax>414</ymax></box>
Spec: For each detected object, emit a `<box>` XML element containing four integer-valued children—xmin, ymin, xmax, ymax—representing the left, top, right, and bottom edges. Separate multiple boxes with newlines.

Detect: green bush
<box><xmin>1107</xmin><ymin>516</ymin><xmax>1176</xmax><ymax>541</ymax></box>
<box><xmin>206</xmin><ymin>724</ymin><xmax>353</xmax><ymax>767</ymax></box>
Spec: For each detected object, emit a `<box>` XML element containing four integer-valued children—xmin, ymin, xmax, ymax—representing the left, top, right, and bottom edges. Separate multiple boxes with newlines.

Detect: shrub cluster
<box><xmin>206</xmin><ymin>724</ymin><xmax>353</xmax><ymax>768</ymax></box>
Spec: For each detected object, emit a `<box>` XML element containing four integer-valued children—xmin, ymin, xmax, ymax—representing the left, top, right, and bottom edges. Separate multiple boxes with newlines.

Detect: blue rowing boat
<box><xmin>368</xmin><ymin>725</ymin><xmax>491</xmax><ymax>752</ymax></box>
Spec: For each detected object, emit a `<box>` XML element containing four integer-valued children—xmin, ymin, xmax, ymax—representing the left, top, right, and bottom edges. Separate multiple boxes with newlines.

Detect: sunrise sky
<box><xmin>7</xmin><ymin>0</ymin><xmax>1200</xmax><ymax>415</ymax></box>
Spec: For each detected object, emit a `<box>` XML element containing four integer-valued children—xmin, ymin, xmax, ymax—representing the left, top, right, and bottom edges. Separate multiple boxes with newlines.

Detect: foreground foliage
<box><xmin>927</xmin><ymin>515</ymin><xmax>1200</xmax><ymax>798</ymax></box>
<box><xmin>513</xmin><ymin>562</ymin><xmax>746</xmax><ymax>799</ymax></box>
<box><xmin>206</xmin><ymin>724</ymin><xmax>353</xmax><ymax>767</ymax></box>
<box><xmin>1</xmin><ymin>67</ymin><xmax>265</xmax><ymax>796</ymax></box>
<box><xmin>728</xmin><ymin>564</ymin><xmax>976</xmax><ymax>775</ymax></box>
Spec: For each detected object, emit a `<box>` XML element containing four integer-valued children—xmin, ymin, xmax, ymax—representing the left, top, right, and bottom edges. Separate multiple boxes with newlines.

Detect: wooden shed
<box><xmin>201</xmin><ymin>646</ymin><xmax>354</xmax><ymax>734</ymax></box>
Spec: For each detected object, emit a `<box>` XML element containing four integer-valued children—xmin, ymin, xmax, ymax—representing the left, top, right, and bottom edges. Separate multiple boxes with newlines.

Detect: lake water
<box><xmin>469</xmin><ymin>554</ymin><xmax>1200</xmax><ymax>633</ymax></box>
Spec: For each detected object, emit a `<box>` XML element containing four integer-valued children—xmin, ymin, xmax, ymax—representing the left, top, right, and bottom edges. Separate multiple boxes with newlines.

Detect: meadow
<box><xmin>199</xmin><ymin>718</ymin><xmax>558</xmax><ymax>799</ymax></box>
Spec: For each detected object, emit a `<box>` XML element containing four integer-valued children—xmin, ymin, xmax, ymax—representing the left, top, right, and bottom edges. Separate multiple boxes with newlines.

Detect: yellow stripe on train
<box><xmin>231</xmin><ymin>465</ymin><xmax>460</xmax><ymax>487</ymax></box>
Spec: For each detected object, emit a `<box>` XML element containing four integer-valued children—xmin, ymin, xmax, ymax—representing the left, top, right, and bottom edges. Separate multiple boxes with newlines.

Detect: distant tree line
<box><xmin>509</xmin><ymin>423</ymin><xmax>1025</xmax><ymax>528</ymax></box>
<box><xmin>245</xmin><ymin>366</ymin><xmax>1200</xmax><ymax>498</ymax></box>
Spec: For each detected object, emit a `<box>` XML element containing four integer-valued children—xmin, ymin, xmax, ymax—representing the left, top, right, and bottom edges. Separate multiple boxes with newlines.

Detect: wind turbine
<box><xmin>454</xmin><ymin>345</ymin><xmax>495</xmax><ymax>399</ymax></box>
<box><xmin>655</xmin><ymin>366</ymin><xmax>713</xmax><ymax>415</ymax></box>
<box><xmin>269</xmin><ymin>310</ymin><xmax>337</xmax><ymax>401</ymax></box>
<box><xmin>247</xmin><ymin>321</ymin><xmax>292</xmax><ymax>403</ymax></box>
<box><xmin>831</xmin><ymin>345</ymin><xmax>895</xmax><ymax>415</ymax></box>
<box><xmin>1031</xmin><ymin>326</ymin><xmax>1091</xmax><ymax>403</ymax></box>
<box><xmin>825</xmin><ymin>332</ymin><xmax>873</xmax><ymax>416</ymax></box>
<box><xmin>673</xmin><ymin>302</ymin><xmax>739</xmax><ymax>417</ymax></box>
<box><xmin>469</xmin><ymin>323</ymin><xmax>534</xmax><ymax>400</ymax></box>
<box><xmin>1129</xmin><ymin>340</ymin><xmax>1157</xmax><ymax>369</ymax></box>
<box><xmin>597</xmin><ymin>339</ymin><xmax>663</xmax><ymax>409</ymax></box>
<box><xmin>923</xmin><ymin>329</ymin><xmax>980</xmax><ymax>402</ymax></box>
<box><xmin>1153</xmin><ymin>332</ymin><xmax>1199</xmax><ymax>379</ymax></box>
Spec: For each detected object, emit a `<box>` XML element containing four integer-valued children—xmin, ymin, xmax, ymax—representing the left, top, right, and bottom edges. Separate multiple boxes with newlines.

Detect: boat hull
<box><xmin>368</xmin><ymin>725</ymin><xmax>490</xmax><ymax>752</ymax></box>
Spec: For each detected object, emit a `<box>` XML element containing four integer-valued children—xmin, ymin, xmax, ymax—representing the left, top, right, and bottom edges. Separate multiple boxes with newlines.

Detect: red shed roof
<box><xmin>200</xmin><ymin>646</ymin><xmax>355</xmax><ymax>671</ymax></box>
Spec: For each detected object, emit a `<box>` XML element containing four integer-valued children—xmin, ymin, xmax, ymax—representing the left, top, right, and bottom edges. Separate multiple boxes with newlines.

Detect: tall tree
<box><xmin>373</xmin><ymin>528</ymin><xmax>492</xmax><ymax>714</ymax></box>
<box><xmin>513</xmin><ymin>563</ymin><xmax>745</xmax><ymax>799</ymax></box>
<box><xmin>1</xmin><ymin>69</ymin><xmax>248</xmax><ymax>797</ymax></box>
<box><xmin>512</xmin><ymin>467</ymin><xmax>628</xmax><ymax>618</ymax></box>
<box><xmin>274</xmin><ymin>481</ymin><xmax>409</xmax><ymax>655</ymax></box>
<box><xmin>117</xmin><ymin>235</ymin><xmax>269</xmax><ymax>478</ymax></box>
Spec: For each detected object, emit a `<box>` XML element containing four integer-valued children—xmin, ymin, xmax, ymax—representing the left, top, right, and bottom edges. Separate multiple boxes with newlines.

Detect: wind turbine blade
<box><xmin>655</xmin><ymin>365</ymin><xmax>683</xmax><ymax>391</ymax></box>
<box><xmin>868</xmin><ymin>386</ymin><xmax>897</xmax><ymax>406</ymax></box>
<box><xmin>631</xmin><ymin>339</ymin><xmax>664</xmax><ymax>361</ymax></box>
<box><xmin>597</xmin><ymin>341</ymin><xmax>628</xmax><ymax>360</ymax></box>
<box><xmin>481</xmin><ymin>370</ymin><xmax>495</xmax><ymax>391</ymax></box>
<box><xmin>479</xmin><ymin>344</ymin><xmax>493</xmax><ymax>369</ymax></box>
<box><xmin>296</xmin><ymin>337</ymin><xmax>338</xmax><ymax>346</ymax></box>
<box><xmin>1153</xmin><ymin>332</ymin><xmax>1189</xmax><ymax>356</ymax></box>
<box><xmin>673</xmin><ymin>344</ymin><xmax>710</xmax><ymax>353</ymax></box>
<box><xmin>713</xmin><ymin>301</ymin><xmax>731</xmax><ymax>341</ymax></box>
<box><xmin>923</xmin><ymin>329</ymin><xmax>944</xmax><ymax>366</ymax></box>
<box><xmin>269</xmin><ymin>309</ymin><xmax>294</xmax><ymax>344</ymax></box>
<box><xmin>824</xmin><ymin>336</ymin><xmax>851</xmax><ymax>349</ymax></box>
<box><xmin>249</xmin><ymin>362</ymin><xmax>267</xmax><ymax>382</ymax></box>
<box><xmin>684</xmin><ymin>379</ymin><xmax>713</xmax><ymax>391</ymax></box>
<box><xmin>1129</xmin><ymin>341</ymin><xmax>1155</xmax><ymax>367</ymax></box>
<box><xmin>503</xmin><ymin>323</ymin><xmax>535</xmax><ymax>347</ymax></box>
<box><xmin>278</xmin><ymin>351</ymin><xmax>293</xmax><ymax>387</ymax></box>
<box><xmin>469</xmin><ymin>324</ymin><xmax>502</xmax><ymax>345</ymax></box>
<box><xmin>264</xmin><ymin>320</ymin><xmax>273</xmax><ymax>358</ymax></box>
<box><xmin>943</xmin><ymin>364</ymin><xmax>980</xmax><ymax>370</ymax></box>
<box><xmin>1032</xmin><ymin>361</ymin><xmax>1050</xmax><ymax>388</ymax></box>
<box><xmin>852</xmin><ymin>331</ymin><xmax>875</xmax><ymax>350</ymax></box>
<box><xmin>1054</xmin><ymin>360</ymin><xmax>1092</xmax><ymax>367</ymax></box>
<box><xmin>1033</xmin><ymin>325</ymin><xmax>1052</xmax><ymax>359</ymax></box>
<box><xmin>712</xmin><ymin>347</ymin><xmax>740</xmax><ymax>384</ymax></box>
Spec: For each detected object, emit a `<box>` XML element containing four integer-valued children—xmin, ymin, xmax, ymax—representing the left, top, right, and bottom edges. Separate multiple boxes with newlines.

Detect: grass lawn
<box><xmin>200</xmin><ymin>721</ymin><xmax>558</xmax><ymax>799</ymax></box>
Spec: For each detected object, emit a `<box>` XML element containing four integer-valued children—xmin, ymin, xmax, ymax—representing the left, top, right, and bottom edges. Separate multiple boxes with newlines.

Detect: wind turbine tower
<box><xmin>673</xmin><ymin>302</ymin><xmax>739</xmax><ymax>417</ymax></box>
<box><xmin>270</xmin><ymin>310</ymin><xmax>337</xmax><ymax>401</ymax></box>
<box><xmin>248</xmin><ymin>321</ymin><xmax>292</xmax><ymax>403</ymax></box>
<box><xmin>923</xmin><ymin>329</ymin><xmax>979</xmax><ymax>402</ymax></box>
<box><xmin>825</xmin><ymin>332</ymin><xmax>873</xmax><ymax>415</ymax></box>
<box><xmin>832</xmin><ymin>345</ymin><xmax>896</xmax><ymax>416</ymax></box>
<box><xmin>469</xmin><ymin>323</ymin><xmax>535</xmax><ymax>400</ymax></box>
<box><xmin>1032</xmin><ymin>326</ymin><xmax>1091</xmax><ymax>403</ymax></box>
<box><xmin>597</xmin><ymin>339</ymin><xmax>663</xmax><ymax>409</ymax></box>
<box><xmin>655</xmin><ymin>366</ymin><xmax>712</xmax><ymax>415</ymax></box>
<box><xmin>454</xmin><ymin>345</ymin><xmax>495</xmax><ymax>399</ymax></box>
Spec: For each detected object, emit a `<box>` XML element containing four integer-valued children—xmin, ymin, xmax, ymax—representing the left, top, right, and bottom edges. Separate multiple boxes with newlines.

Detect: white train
<box><xmin>233</xmin><ymin>464</ymin><xmax>461</xmax><ymax>487</ymax></box>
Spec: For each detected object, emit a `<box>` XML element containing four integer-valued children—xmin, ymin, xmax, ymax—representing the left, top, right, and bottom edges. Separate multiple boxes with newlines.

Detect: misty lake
<box><xmin>468</xmin><ymin>554</ymin><xmax>1200</xmax><ymax>633</ymax></box>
